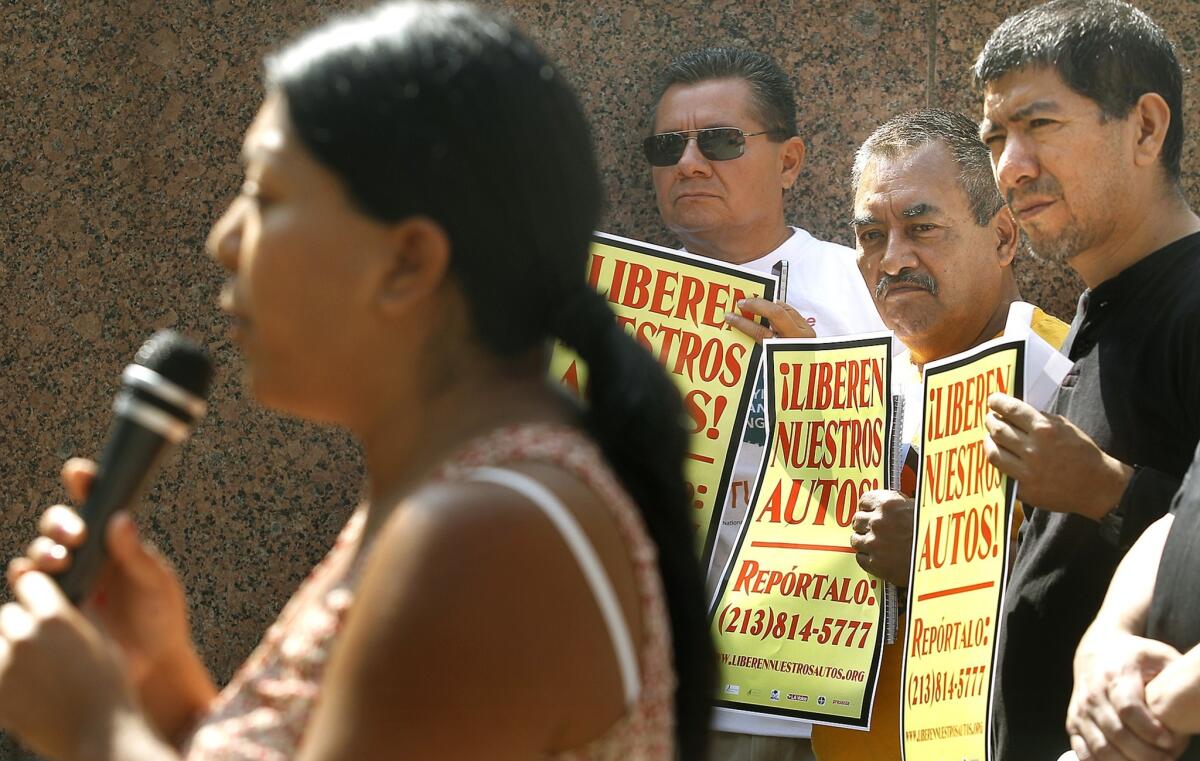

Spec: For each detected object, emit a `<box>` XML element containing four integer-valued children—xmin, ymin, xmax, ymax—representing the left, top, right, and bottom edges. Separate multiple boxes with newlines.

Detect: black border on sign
<box><xmin>899</xmin><ymin>338</ymin><xmax>1025</xmax><ymax>761</ymax></box>
<box><xmin>589</xmin><ymin>232</ymin><xmax>778</xmax><ymax>567</ymax></box>
<box><xmin>707</xmin><ymin>333</ymin><xmax>894</xmax><ymax>728</ymax></box>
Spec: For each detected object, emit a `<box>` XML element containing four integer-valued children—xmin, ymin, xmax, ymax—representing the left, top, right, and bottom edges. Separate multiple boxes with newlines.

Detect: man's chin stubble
<box><xmin>1026</xmin><ymin>233</ymin><xmax>1084</xmax><ymax>264</ymax></box>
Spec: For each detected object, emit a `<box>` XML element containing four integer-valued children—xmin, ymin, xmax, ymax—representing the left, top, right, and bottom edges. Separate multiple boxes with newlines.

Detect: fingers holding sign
<box><xmin>849</xmin><ymin>490</ymin><xmax>915</xmax><ymax>587</ymax></box>
<box><xmin>725</xmin><ymin>298</ymin><xmax>816</xmax><ymax>343</ymax></box>
<box><xmin>984</xmin><ymin>393</ymin><xmax>1133</xmax><ymax>521</ymax></box>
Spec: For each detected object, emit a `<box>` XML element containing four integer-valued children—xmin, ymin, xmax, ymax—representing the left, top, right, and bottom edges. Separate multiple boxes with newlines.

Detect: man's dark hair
<box><xmin>854</xmin><ymin>108</ymin><xmax>1005</xmax><ymax>227</ymax></box>
<box><xmin>974</xmin><ymin>0</ymin><xmax>1184</xmax><ymax>181</ymax></box>
<box><xmin>651</xmin><ymin>47</ymin><xmax>797</xmax><ymax>137</ymax></box>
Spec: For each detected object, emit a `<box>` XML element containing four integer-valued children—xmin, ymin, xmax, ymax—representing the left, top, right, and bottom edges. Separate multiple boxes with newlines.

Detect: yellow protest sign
<box><xmin>550</xmin><ymin>232</ymin><xmax>776</xmax><ymax>560</ymax></box>
<box><xmin>901</xmin><ymin>338</ymin><xmax>1024</xmax><ymax>761</ymax></box>
<box><xmin>709</xmin><ymin>335</ymin><xmax>893</xmax><ymax>728</ymax></box>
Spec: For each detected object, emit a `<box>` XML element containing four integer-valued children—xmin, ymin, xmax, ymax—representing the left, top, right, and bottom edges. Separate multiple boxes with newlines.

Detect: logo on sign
<box><xmin>724</xmin><ymin>684</ymin><xmax>741</xmax><ymax>696</ymax></box>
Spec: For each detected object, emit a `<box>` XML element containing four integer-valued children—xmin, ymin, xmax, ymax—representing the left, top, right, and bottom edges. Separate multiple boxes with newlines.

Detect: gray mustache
<box><xmin>875</xmin><ymin>271</ymin><xmax>938</xmax><ymax>300</ymax></box>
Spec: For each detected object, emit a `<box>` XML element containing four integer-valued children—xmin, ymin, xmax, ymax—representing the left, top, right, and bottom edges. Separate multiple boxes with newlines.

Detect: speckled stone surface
<box><xmin>1</xmin><ymin>1</ymin><xmax>1198</xmax><ymax>757</ymax></box>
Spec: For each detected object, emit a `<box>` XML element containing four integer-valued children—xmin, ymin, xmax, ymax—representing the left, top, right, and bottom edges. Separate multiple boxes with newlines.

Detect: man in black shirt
<box><xmin>974</xmin><ymin>1</ymin><xmax>1200</xmax><ymax>758</ymax></box>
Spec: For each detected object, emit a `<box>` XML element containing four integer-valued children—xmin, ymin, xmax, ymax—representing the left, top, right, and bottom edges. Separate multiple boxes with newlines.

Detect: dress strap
<box><xmin>468</xmin><ymin>466</ymin><xmax>641</xmax><ymax>707</ymax></box>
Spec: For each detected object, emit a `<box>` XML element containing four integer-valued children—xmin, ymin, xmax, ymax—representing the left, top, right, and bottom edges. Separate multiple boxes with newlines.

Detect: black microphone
<box><xmin>55</xmin><ymin>330</ymin><xmax>213</xmax><ymax>603</ymax></box>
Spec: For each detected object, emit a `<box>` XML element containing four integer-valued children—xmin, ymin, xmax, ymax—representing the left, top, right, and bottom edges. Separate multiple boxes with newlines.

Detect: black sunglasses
<box><xmin>642</xmin><ymin>127</ymin><xmax>785</xmax><ymax>167</ymax></box>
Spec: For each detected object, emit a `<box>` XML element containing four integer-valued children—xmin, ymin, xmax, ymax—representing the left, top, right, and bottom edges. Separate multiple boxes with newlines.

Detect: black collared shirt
<box><xmin>994</xmin><ymin>232</ymin><xmax>1200</xmax><ymax>759</ymax></box>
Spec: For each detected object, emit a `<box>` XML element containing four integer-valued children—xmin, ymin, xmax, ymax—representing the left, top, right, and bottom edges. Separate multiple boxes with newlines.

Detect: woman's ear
<box><xmin>376</xmin><ymin>216</ymin><xmax>452</xmax><ymax>317</ymax></box>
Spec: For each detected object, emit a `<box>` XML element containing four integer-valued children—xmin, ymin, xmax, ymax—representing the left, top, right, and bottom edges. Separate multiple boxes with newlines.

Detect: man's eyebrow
<box><xmin>902</xmin><ymin>203</ymin><xmax>939</xmax><ymax>218</ymax></box>
<box><xmin>850</xmin><ymin>214</ymin><xmax>877</xmax><ymax>228</ymax></box>
<box><xmin>981</xmin><ymin>99</ymin><xmax>1061</xmax><ymax>133</ymax></box>
<box><xmin>1011</xmin><ymin>99</ymin><xmax>1060</xmax><ymax>121</ymax></box>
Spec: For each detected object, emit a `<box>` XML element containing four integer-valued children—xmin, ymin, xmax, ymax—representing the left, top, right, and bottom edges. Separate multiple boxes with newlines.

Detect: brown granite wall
<box><xmin>1</xmin><ymin>0</ymin><xmax>1197</xmax><ymax>756</ymax></box>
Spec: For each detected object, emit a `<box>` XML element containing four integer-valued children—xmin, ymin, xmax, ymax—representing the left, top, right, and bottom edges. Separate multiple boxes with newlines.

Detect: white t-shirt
<box><xmin>731</xmin><ymin>227</ymin><xmax>887</xmax><ymax>338</ymax></box>
<box><xmin>698</xmin><ymin>227</ymin><xmax>886</xmax><ymax>738</ymax></box>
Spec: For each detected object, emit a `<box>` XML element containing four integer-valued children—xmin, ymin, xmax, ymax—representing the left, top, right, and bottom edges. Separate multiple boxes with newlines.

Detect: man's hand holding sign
<box><xmin>984</xmin><ymin>394</ymin><xmax>1134</xmax><ymax>521</ymax></box>
<box><xmin>850</xmin><ymin>491</ymin><xmax>915</xmax><ymax>587</ymax></box>
<box><xmin>725</xmin><ymin>298</ymin><xmax>817</xmax><ymax>343</ymax></box>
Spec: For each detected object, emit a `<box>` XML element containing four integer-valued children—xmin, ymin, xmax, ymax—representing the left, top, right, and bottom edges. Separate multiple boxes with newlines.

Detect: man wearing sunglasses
<box><xmin>645</xmin><ymin>47</ymin><xmax>881</xmax><ymax>345</ymax></box>
<box><xmin>645</xmin><ymin>47</ymin><xmax>885</xmax><ymax>761</ymax></box>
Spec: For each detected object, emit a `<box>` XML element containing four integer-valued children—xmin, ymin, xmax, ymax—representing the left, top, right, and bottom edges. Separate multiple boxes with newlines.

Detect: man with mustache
<box><xmin>644</xmin><ymin>46</ymin><xmax>887</xmax><ymax>759</ymax></box>
<box><xmin>973</xmin><ymin>1</ymin><xmax>1200</xmax><ymax>758</ymax></box>
<box><xmin>808</xmin><ymin>108</ymin><xmax>1068</xmax><ymax>760</ymax></box>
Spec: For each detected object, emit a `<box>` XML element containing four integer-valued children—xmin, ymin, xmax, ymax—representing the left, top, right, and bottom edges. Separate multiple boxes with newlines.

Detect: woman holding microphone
<box><xmin>0</xmin><ymin>3</ymin><xmax>712</xmax><ymax>759</ymax></box>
